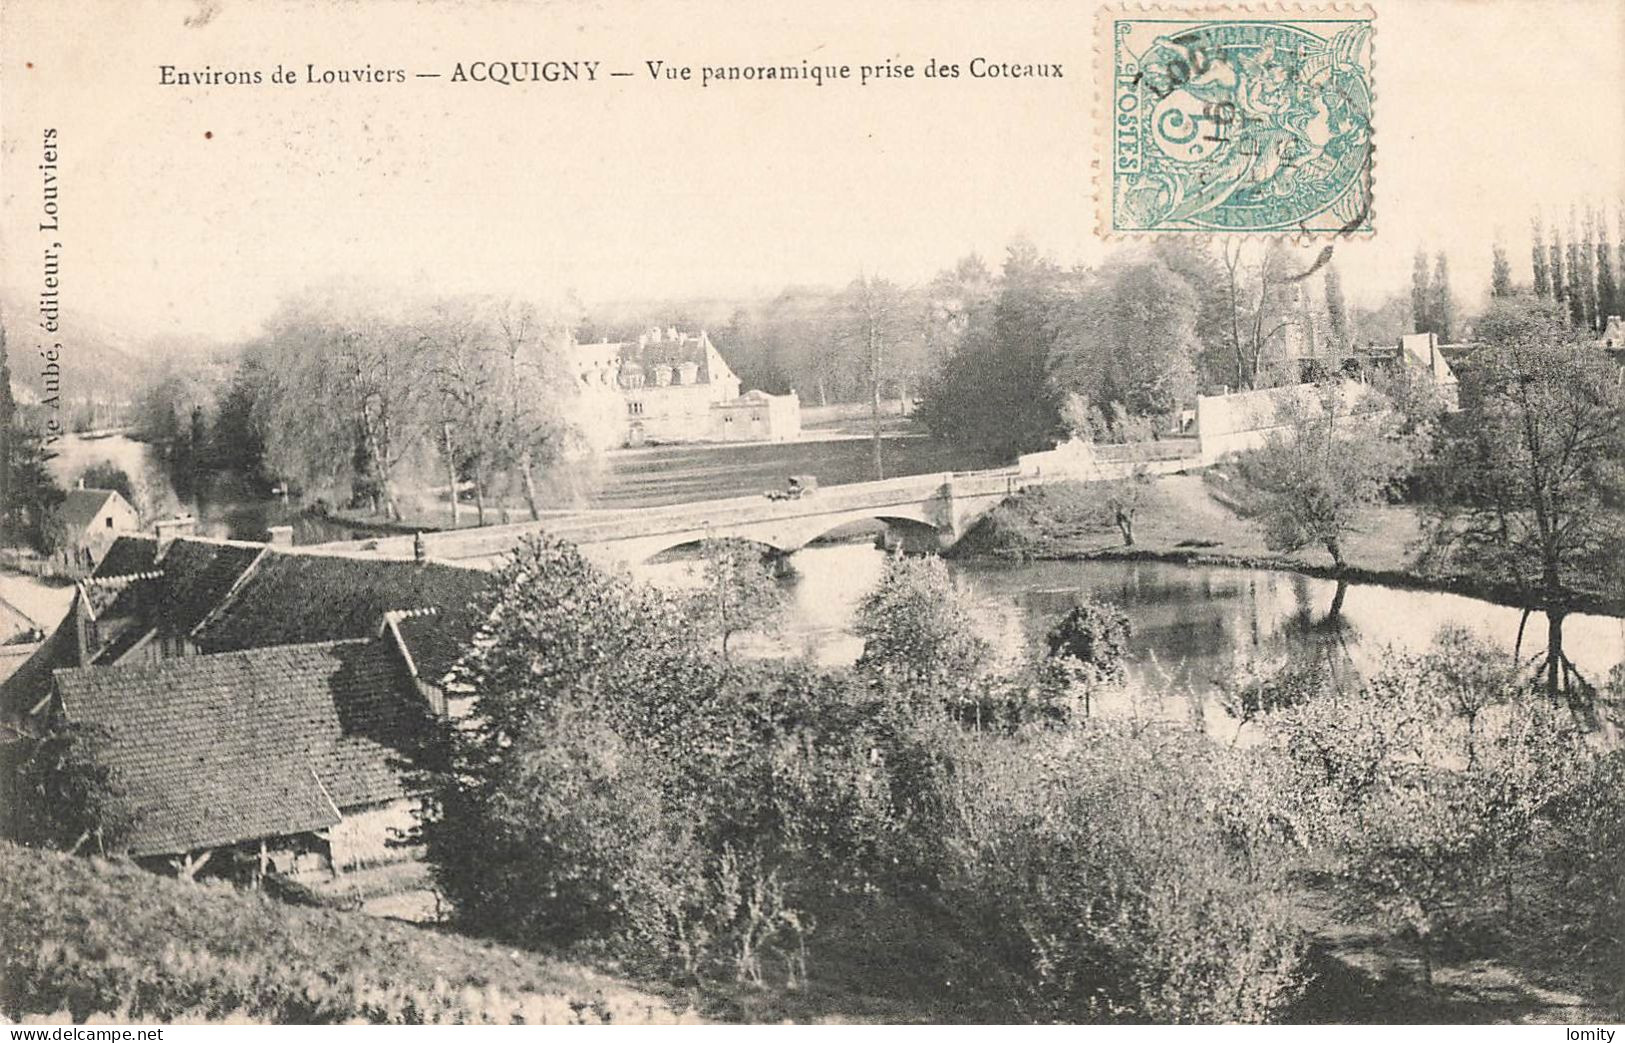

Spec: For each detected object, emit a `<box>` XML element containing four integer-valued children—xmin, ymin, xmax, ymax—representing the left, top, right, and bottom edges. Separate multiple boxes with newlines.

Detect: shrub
<box><xmin>940</xmin><ymin>727</ymin><xmax>1306</xmax><ymax>1023</ymax></box>
<box><xmin>1045</xmin><ymin>597</ymin><xmax>1132</xmax><ymax>683</ymax></box>
<box><xmin>854</xmin><ymin>555</ymin><xmax>991</xmax><ymax>683</ymax></box>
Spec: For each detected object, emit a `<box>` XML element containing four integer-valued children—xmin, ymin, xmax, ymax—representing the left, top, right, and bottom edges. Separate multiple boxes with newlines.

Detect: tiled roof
<box><xmin>4</xmin><ymin>537</ymin><xmax>489</xmax><ymax>725</ymax></box>
<box><xmin>195</xmin><ymin>552</ymin><xmax>489</xmax><ymax>681</ymax></box>
<box><xmin>53</xmin><ymin>639</ymin><xmax>425</xmax><ymax>857</ymax></box>
<box><xmin>617</xmin><ymin>334</ymin><xmax>713</xmax><ymax>382</ymax></box>
<box><xmin>151</xmin><ymin>541</ymin><xmax>266</xmax><ymax>636</ymax></box>
<box><xmin>0</xmin><ymin>597</ymin><xmax>81</xmax><ymax>722</ymax></box>
<box><xmin>57</xmin><ymin>489</ymin><xmax>122</xmax><ymax>535</ymax></box>
<box><xmin>93</xmin><ymin>536</ymin><xmax>159</xmax><ymax>579</ymax></box>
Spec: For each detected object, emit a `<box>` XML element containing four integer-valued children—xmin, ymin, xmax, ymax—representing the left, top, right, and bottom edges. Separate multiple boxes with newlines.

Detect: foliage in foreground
<box><xmin>417</xmin><ymin>536</ymin><xmax>1311</xmax><ymax>1023</ymax></box>
<box><xmin>1263</xmin><ymin>629</ymin><xmax>1623</xmax><ymax>996</ymax></box>
<box><xmin>0</xmin><ymin>841</ymin><xmax>691</xmax><ymax>1024</ymax></box>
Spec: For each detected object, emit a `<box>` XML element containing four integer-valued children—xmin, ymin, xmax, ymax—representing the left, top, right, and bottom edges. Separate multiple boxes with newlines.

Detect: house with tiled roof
<box><xmin>55</xmin><ymin>486</ymin><xmax>140</xmax><ymax>565</ymax></box>
<box><xmin>1</xmin><ymin>535</ymin><xmax>492</xmax><ymax>727</ymax></box>
<box><xmin>1</xmin><ymin>531</ymin><xmax>500</xmax><ymax>877</ymax></box>
<box><xmin>46</xmin><ymin>637</ymin><xmax>430</xmax><ymax>875</ymax></box>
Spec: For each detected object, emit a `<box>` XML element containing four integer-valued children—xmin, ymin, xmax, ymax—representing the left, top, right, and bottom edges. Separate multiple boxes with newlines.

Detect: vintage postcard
<box><xmin>1</xmin><ymin>0</ymin><xmax>1622</xmax><ymax>1031</ymax></box>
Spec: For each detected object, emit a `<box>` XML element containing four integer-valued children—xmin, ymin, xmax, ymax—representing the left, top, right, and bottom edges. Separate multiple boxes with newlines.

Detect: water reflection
<box><xmin>637</xmin><ymin>541</ymin><xmax>1625</xmax><ymax>702</ymax></box>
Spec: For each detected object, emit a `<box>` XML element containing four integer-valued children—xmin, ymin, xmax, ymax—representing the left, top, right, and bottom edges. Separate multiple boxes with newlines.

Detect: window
<box><xmin>105</xmin><ymin>516</ymin><xmax>114</xmax><ymax>528</ymax></box>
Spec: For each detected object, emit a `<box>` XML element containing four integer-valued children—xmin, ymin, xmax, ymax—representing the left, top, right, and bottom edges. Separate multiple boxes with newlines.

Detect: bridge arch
<box><xmin>644</xmin><ymin>534</ymin><xmax>787</xmax><ymax>565</ymax></box>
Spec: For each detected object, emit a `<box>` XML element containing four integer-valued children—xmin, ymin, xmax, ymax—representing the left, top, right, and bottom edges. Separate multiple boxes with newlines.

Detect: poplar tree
<box><xmin>1531</xmin><ymin>216</ymin><xmax>1551</xmax><ymax>298</ymax></box>
<box><xmin>1429</xmin><ymin>253</ymin><xmax>1456</xmax><ymax>343</ymax></box>
<box><xmin>1490</xmin><ymin>241</ymin><xmax>1513</xmax><ymax>298</ymax></box>
<box><xmin>1580</xmin><ymin>207</ymin><xmax>1600</xmax><ymax>332</ymax></box>
<box><xmin>1551</xmin><ymin>228</ymin><xmax>1566</xmax><ymax>304</ymax></box>
<box><xmin>1599</xmin><ymin>212</ymin><xmax>1619</xmax><ymax>326</ymax></box>
<box><xmin>1410</xmin><ymin>249</ymin><xmax>1432</xmax><ymax>334</ymax></box>
<box><xmin>1566</xmin><ymin>227</ymin><xmax>1587</xmax><ymax>329</ymax></box>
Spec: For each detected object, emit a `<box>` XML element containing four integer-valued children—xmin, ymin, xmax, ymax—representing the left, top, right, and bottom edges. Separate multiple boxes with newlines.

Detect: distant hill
<box><xmin>2</xmin><ymin>294</ymin><xmax>241</xmax><ymax>429</ymax></box>
<box><xmin>0</xmin><ymin>841</ymin><xmax>695</xmax><ymax>1024</ymax></box>
<box><xmin>3</xmin><ymin>292</ymin><xmax>145</xmax><ymax>422</ymax></box>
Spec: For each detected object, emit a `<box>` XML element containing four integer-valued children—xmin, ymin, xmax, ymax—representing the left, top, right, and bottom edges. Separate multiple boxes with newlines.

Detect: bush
<box><xmin>1045</xmin><ymin>597</ymin><xmax>1132</xmax><ymax>683</ymax></box>
<box><xmin>854</xmin><ymin>555</ymin><xmax>991</xmax><ymax>682</ymax></box>
<box><xmin>1262</xmin><ymin>641</ymin><xmax>1600</xmax><ymax>988</ymax></box>
<box><xmin>940</xmin><ymin>727</ymin><xmax>1306</xmax><ymax>1023</ymax></box>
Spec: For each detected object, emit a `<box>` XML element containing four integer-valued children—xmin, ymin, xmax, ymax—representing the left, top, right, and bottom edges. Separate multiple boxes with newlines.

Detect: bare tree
<box><xmin>491</xmin><ymin>297</ymin><xmax>581</xmax><ymax>521</ymax></box>
<box><xmin>840</xmin><ymin>275</ymin><xmax>911</xmax><ymax>480</ymax></box>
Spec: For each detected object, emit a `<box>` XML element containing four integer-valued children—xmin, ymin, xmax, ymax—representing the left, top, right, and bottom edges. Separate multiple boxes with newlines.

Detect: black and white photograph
<box><xmin>0</xmin><ymin>0</ymin><xmax>1621</xmax><ymax>1030</ymax></box>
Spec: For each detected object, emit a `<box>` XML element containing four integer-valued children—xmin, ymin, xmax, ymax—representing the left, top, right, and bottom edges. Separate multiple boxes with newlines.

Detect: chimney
<box><xmin>153</xmin><ymin>515</ymin><xmax>196</xmax><ymax>540</ymax></box>
<box><xmin>265</xmin><ymin>524</ymin><xmax>294</xmax><ymax>547</ymax></box>
<box><xmin>77</xmin><ymin>477</ymin><xmax>85</xmax><ymax>490</ymax></box>
<box><xmin>413</xmin><ymin>531</ymin><xmax>427</xmax><ymax>563</ymax></box>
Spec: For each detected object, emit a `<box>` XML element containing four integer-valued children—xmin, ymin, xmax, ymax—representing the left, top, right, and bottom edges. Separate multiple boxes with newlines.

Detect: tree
<box><xmin>1428</xmin><ymin>253</ymin><xmax>1456</xmax><ymax>342</ymax></box>
<box><xmin>1531</xmin><ymin>216</ymin><xmax>1551</xmax><ymax>298</ymax></box>
<box><xmin>1101</xmin><ymin>465</ymin><xmax>1154</xmax><ymax>547</ymax></box>
<box><xmin>1580</xmin><ymin>207</ymin><xmax>1600</xmax><ymax>332</ymax></box>
<box><xmin>1051</xmin><ymin>254</ymin><xmax>1200</xmax><ymax>422</ymax></box>
<box><xmin>416</xmin><ymin>296</ymin><xmax>492</xmax><ymax>527</ymax></box>
<box><xmin>1428</xmin><ymin>297</ymin><xmax>1625</xmax><ymax>700</ymax></box>
<box><xmin>0</xmin><ymin>316</ymin><xmax>14</xmax><ymax>524</ymax></box>
<box><xmin>1566</xmin><ymin>225</ymin><xmax>1587</xmax><ymax>329</ymax></box>
<box><xmin>1410</xmin><ymin>249</ymin><xmax>1432</xmax><ymax>335</ymax></box>
<box><xmin>12</xmin><ymin>722</ymin><xmax>134</xmax><ymax>855</ymax></box>
<box><xmin>1550</xmin><ymin>225</ymin><xmax>1567</xmax><ymax>304</ymax></box>
<box><xmin>74</xmin><ymin>462</ymin><xmax>134</xmax><ymax>506</ymax></box>
<box><xmin>1152</xmin><ymin>240</ymin><xmax>1234</xmax><ymax>391</ymax></box>
<box><xmin>1232</xmin><ymin>386</ymin><xmax>1417</xmax><ymax>605</ymax></box>
<box><xmin>1045</xmin><ymin>596</ymin><xmax>1132</xmax><ymax>684</ymax></box>
<box><xmin>854</xmin><ymin>554</ymin><xmax>990</xmax><ymax>681</ymax></box>
<box><xmin>687</xmin><ymin>538</ymin><xmax>789</xmax><ymax>659</ymax></box>
<box><xmin>490</xmin><ymin>296</ymin><xmax>583</xmax><ymax>521</ymax></box>
<box><xmin>3</xmin><ymin>425</ymin><xmax>65</xmax><ymax>552</ymax></box>
<box><xmin>1324</xmin><ymin>263</ymin><xmax>1352</xmax><ymax>353</ymax></box>
<box><xmin>917</xmin><ymin>239</ymin><xmax>1067</xmax><ymax>460</ymax></box>
<box><xmin>1598</xmin><ymin>212</ymin><xmax>1619</xmax><ymax>328</ymax></box>
<box><xmin>1220</xmin><ymin>241</ymin><xmax>1305</xmax><ymax>389</ymax></box>
<box><xmin>1490</xmin><ymin>241</ymin><xmax>1514</xmax><ymax>298</ymax></box>
<box><xmin>840</xmin><ymin>275</ymin><xmax>912</xmax><ymax>480</ymax></box>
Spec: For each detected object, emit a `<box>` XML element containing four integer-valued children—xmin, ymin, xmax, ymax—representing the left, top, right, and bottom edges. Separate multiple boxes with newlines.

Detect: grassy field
<box><xmin>960</xmin><ymin>472</ymin><xmax>1428</xmax><ymax>573</ymax></box>
<box><xmin>372</xmin><ymin>433</ymin><xmax>1001</xmax><ymax>529</ymax></box>
<box><xmin>0</xmin><ymin>842</ymin><xmax>696</xmax><ymax>1024</ymax></box>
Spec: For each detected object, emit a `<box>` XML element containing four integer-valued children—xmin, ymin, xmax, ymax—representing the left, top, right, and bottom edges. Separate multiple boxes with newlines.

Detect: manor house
<box><xmin>576</xmin><ymin>327</ymin><xmax>800</xmax><ymax>446</ymax></box>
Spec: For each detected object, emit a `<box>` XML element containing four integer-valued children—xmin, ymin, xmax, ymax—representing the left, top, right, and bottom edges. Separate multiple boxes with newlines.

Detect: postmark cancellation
<box><xmin>1100</xmin><ymin>6</ymin><xmax>1375</xmax><ymax>236</ymax></box>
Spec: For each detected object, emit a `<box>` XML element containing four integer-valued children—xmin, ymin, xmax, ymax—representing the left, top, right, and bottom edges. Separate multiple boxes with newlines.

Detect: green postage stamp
<box><xmin>1103</xmin><ymin>7</ymin><xmax>1375</xmax><ymax>235</ymax></box>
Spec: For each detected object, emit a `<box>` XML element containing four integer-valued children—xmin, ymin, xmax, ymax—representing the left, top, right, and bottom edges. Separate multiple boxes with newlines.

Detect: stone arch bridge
<box><xmin>314</xmin><ymin>469</ymin><xmax>1032</xmax><ymax>570</ymax></box>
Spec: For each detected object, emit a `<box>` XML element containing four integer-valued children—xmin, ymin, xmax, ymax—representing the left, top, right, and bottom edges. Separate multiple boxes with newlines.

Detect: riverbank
<box><xmin>953</xmin><ymin>474</ymin><xmax>1625</xmax><ymax>619</ymax></box>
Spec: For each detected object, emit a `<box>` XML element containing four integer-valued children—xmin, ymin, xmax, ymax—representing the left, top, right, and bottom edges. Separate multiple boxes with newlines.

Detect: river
<box><xmin>54</xmin><ymin>434</ymin><xmax>1625</xmax><ymax>706</ymax></box>
<box><xmin>640</xmin><ymin>541</ymin><xmax>1625</xmax><ymax>711</ymax></box>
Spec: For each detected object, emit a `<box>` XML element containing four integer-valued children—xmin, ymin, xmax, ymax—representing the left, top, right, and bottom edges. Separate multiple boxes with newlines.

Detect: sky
<box><xmin>2</xmin><ymin>0</ymin><xmax>1622</xmax><ymax>349</ymax></box>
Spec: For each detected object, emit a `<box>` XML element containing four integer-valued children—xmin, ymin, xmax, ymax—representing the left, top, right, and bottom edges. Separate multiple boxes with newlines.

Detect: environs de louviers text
<box><xmin>159</xmin><ymin>57</ymin><xmax>1063</xmax><ymax>90</ymax></box>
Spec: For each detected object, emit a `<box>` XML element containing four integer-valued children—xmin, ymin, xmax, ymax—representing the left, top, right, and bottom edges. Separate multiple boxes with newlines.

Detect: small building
<box><xmin>1601</xmin><ymin>315</ymin><xmax>1624</xmax><ymax>359</ymax></box>
<box><xmin>56</xmin><ymin>487</ymin><xmax>139</xmax><ymax>565</ymax></box>
<box><xmin>1349</xmin><ymin>332</ymin><xmax>1460</xmax><ymax>408</ymax></box>
<box><xmin>47</xmin><ymin>637</ymin><xmax>431</xmax><ymax>877</ymax></box>
<box><xmin>709</xmin><ymin>389</ymin><xmax>802</xmax><ymax>442</ymax></box>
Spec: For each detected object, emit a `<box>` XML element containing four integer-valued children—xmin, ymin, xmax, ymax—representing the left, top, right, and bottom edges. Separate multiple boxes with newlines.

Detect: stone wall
<box><xmin>329</xmin><ymin>798</ymin><xmax>418</xmax><ymax>872</ymax></box>
<box><xmin>1194</xmin><ymin>382</ymin><xmax>1376</xmax><ymax>464</ymax></box>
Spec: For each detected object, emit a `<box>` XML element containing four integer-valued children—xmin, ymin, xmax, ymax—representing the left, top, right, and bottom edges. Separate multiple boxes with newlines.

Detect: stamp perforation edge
<box><xmin>1093</xmin><ymin>3</ymin><xmax>1377</xmax><ymax>241</ymax></box>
